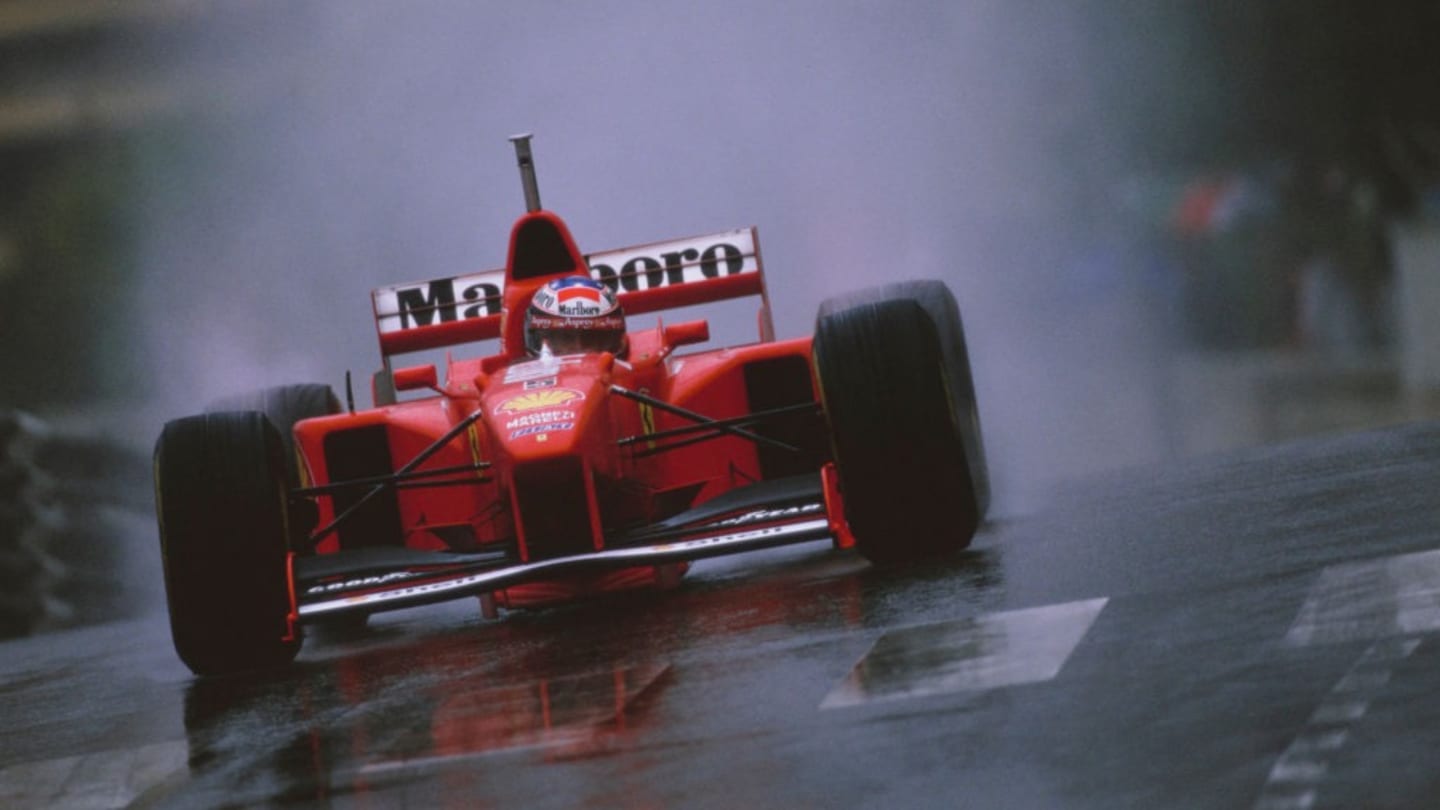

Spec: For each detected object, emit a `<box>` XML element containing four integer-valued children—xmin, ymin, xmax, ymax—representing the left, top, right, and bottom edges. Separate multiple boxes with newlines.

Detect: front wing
<box><xmin>292</xmin><ymin>472</ymin><xmax>845</xmax><ymax>622</ymax></box>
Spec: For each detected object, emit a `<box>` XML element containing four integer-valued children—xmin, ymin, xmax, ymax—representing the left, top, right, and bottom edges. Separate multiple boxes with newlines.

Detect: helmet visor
<box><xmin>526</xmin><ymin>313</ymin><xmax>626</xmax><ymax>355</ymax></box>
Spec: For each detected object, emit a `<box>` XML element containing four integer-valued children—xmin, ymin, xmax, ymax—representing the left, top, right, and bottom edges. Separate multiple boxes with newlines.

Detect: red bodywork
<box><xmin>287</xmin><ymin>209</ymin><xmax>833</xmax><ymax>624</ymax></box>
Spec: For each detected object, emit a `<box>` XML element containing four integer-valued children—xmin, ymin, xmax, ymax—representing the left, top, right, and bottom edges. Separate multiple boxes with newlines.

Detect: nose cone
<box><xmin>483</xmin><ymin>356</ymin><xmax>613</xmax><ymax>460</ymax></box>
<box><xmin>492</xmin><ymin>387</ymin><xmax>589</xmax><ymax>454</ymax></box>
<box><xmin>482</xmin><ymin>356</ymin><xmax>615</xmax><ymax>561</ymax></box>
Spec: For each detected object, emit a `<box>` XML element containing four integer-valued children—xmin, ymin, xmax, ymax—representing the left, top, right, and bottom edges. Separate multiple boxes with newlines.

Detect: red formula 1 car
<box><xmin>153</xmin><ymin>136</ymin><xmax>990</xmax><ymax>676</ymax></box>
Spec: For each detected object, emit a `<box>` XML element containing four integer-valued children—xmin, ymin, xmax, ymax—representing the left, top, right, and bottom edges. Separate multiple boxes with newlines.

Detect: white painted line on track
<box><xmin>1253</xmin><ymin>789</ymin><xmax>1316</xmax><ymax>810</ymax></box>
<box><xmin>1253</xmin><ymin>636</ymin><xmax>1423</xmax><ymax>810</ymax></box>
<box><xmin>1310</xmin><ymin>701</ymin><xmax>1368</xmax><ymax>724</ymax></box>
<box><xmin>1286</xmin><ymin>549</ymin><xmax>1440</xmax><ymax>646</ymax></box>
<box><xmin>0</xmin><ymin>739</ymin><xmax>187</xmax><ymax>810</ymax></box>
<box><xmin>820</xmin><ymin>597</ymin><xmax>1107</xmax><ymax>709</ymax></box>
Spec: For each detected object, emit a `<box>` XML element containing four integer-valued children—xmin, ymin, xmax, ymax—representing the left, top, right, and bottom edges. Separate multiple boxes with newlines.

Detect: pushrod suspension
<box><xmin>300</xmin><ymin>409</ymin><xmax>487</xmax><ymax>551</ymax></box>
<box><xmin>294</xmin><ymin>461</ymin><xmax>491</xmax><ymax>498</ymax></box>
<box><xmin>610</xmin><ymin>385</ymin><xmax>802</xmax><ymax>455</ymax></box>
<box><xmin>617</xmin><ymin>401</ymin><xmax>819</xmax><ymax>448</ymax></box>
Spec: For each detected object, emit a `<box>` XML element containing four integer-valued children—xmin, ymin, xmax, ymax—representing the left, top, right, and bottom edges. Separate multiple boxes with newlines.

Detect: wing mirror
<box><xmin>393</xmin><ymin>364</ymin><xmax>439</xmax><ymax>392</ymax></box>
<box><xmin>663</xmin><ymin>320</ymin><xmax>710</xmax><ymax>349</ymax></box>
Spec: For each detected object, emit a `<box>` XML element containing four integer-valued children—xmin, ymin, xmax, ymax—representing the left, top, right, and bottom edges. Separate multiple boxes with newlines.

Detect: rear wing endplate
<box><xmin>372</xmin><ymin>227</ymin><xmax>771</xmax><ymax>358</ymax></box>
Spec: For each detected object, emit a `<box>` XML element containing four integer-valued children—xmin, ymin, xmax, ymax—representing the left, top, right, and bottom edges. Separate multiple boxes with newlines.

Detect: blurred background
<box><xmin>4</xmin><ymin>0</ymin><xmax>1440</xmax><ymax>635</ymax></box>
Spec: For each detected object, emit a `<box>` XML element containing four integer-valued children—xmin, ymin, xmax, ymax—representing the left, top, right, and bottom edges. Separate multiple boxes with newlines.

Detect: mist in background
<box><xmin>115</xmin><ymin>1</ymin><xmax>1186</xmax><ymax>512</ymax></box>
<box><xmin>6</xmin><ymin>1</ymin><xmax>1437</xmax><ymax>513</ymax></box>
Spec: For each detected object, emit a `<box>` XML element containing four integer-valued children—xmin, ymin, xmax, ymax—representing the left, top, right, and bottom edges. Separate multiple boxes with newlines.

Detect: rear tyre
<box><xmin>207</xmin><ymin>383</ymin><xmax>341</xmax><ymax>486</ymax></box>
<box><xmin>813</xmin><ymin>280</ymin><xmax>989</xmax><ymax>564</ymax></box>
<box><xmin>208</xmin><ymin>384</ymin><xmax>366</xmax><ymax>629</ymax></box>
<box><xmin>155</xmin><ymin>412</ymin><xmax>300</xmax><ymax>675</ymax></box>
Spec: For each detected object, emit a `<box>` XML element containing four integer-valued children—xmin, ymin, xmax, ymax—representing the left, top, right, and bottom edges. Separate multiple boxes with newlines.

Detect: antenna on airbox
<box><xmin>509</xmin><ymin>133</ymin><xmax>542</xmax><ymax>213</ymax></box>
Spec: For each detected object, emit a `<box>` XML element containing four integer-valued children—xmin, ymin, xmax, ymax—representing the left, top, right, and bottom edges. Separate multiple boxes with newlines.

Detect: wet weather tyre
<box><xmin>206</xmin><ymin>383</ymin><xmax>341</xmax><ymax>486</ymax></box>
<box><xmin>813</xmin><ymin>280</ymin><xmax>988</xmax><ymax>564</ymax></box>
<box><xmin>155</xmin><ymin>412</ymin><xmax>300</xmax><ymax>676</ymax></box>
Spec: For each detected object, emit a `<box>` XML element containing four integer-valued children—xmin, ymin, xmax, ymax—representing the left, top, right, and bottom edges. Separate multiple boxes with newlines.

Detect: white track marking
<box><xmin>820</xmin><ymin>598</ymin><xmax>1107</xmax><ymax>709</ymax></box>
<box><xmin>1254</xmin><ymin>789</ymin><xmax>1315</xmax><ymax>810</ymax></box>
<box><xmin>0</xmin><ymin>740</ymin><xmax>186</xmax><ymax>809</ymax></box>
<box><xmin>1286</xmin><ymin>549</ymin><xmax>1440</xmax><ymax>646</ymax></box>
<box><xmin>1253</xmin><ymin>637</ymin><xmax>1423</xmax><ymax>810</ymax></box>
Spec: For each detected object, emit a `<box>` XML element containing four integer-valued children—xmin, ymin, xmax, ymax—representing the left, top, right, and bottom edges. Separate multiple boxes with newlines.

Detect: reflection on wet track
<box><xmin>360</xmin><ymin>662</ymin><xmax>672</xmax><ymax>769</ymax></box>
<box><xmin>6</xmin><ymin>423</ymin><xmax>1440</xmax><ymax>807</ymax></box>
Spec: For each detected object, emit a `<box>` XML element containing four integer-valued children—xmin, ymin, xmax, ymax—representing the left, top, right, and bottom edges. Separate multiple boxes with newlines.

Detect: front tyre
<box><xmin>155</xmin><ymin>412</ymin><xmax>300</xmax><ymax>676</ymax></box>
<box><xmin>813</xmin><ymin>280</ymin><xmax>988</xmax><ymax>564</ymax></box>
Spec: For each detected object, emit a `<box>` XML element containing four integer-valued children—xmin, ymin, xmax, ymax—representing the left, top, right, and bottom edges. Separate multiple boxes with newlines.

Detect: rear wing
<box><xmin>372</xmin><ymin>227</ymin><xmax>771</xmax><ymax>358</ymax></box>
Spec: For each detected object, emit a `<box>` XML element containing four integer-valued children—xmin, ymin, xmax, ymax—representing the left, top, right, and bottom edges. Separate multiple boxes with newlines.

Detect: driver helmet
<box><xmin>523</xmin><ymin>275</ymin><xmax>626</xmax><ymax>356</ymax></box>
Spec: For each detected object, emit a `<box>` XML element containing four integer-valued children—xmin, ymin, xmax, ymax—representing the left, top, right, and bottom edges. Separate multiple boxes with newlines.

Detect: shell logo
<box><xmin>496</xmin><ymin>388</ymin><xmax>584</xmax><ymax>413</ymax></box>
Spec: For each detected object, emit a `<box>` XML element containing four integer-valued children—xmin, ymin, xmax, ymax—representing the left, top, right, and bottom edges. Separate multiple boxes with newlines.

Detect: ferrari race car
<box><xmin>153</xmin><ymin>136</ymin><xmax>990</xmax><ymax>676</ymax></box>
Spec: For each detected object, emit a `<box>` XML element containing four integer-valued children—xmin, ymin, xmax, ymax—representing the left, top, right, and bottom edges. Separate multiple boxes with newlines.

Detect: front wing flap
<box><xmin>294</xmin><ymin>473</ymin><xmax>834</xmax><ymax>622</ymax></box>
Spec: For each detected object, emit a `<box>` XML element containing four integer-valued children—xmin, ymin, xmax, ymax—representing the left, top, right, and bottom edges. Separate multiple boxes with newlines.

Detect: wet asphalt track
<box><xmin>5</xmin><ymin>422</ymin><xmax>1440</xmax><ymax>809</ymax></box>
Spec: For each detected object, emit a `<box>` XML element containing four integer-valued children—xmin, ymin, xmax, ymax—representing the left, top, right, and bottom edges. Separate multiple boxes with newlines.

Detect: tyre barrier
<box><xmin>0</xmin><ymin>410</ymin><xmax>154</xmax><ymax>639</ymax></box>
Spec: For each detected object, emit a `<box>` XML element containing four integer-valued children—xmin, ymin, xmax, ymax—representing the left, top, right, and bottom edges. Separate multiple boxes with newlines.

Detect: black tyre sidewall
<box><xmin>818</xmin><ymin>280</ymin><xmax>988</xmax><ymax>516</ymax></box>
<box><xmin>155</xmin><ymin>412</ymin><xmax>299</xmax><ymax>675</ymax></box>
<box><xmin>815</xmin><ymin>292</ymin><xmax>983</xmax><ymax>563</ymax></box>
<box><xmin>206</xmin><ymin>383</ymin><xmax>341</xmax><ymax>487</ymax></box>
